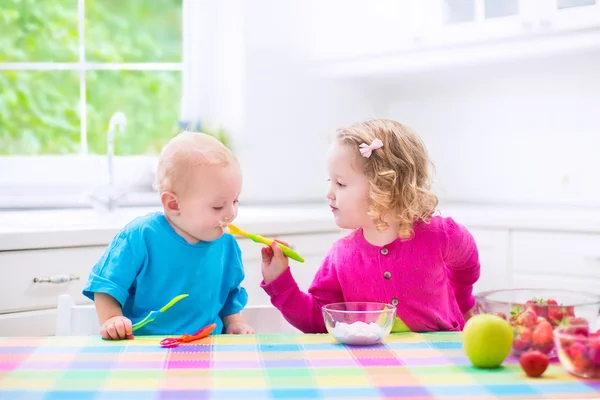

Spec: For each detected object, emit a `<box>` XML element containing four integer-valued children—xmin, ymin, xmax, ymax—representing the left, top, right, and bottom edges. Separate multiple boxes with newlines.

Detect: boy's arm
<box><xmin>94</xmin><ymin>292</ymin><xmax>124</xmax><ymax>324</ymax></box>
<box><xmin>443</xmin><ymin>217</ymin><xmax>481</xmax><ymax>315</ymax></box>
<box><xmin>83</xmin><ymin>230</ymin><xmax>144</xmax><ymax>337</ymax></box>
<box><xmin>219</xmin><ymin>238</ymin><xmax>251</xmax><ymax>332</ymax></box>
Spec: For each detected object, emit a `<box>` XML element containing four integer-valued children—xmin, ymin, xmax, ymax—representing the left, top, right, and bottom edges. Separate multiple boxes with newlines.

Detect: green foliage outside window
<box><xmin>0</xmin><ymin>0</ymin><xmax>184</xmax><ymax>155</ymax></box>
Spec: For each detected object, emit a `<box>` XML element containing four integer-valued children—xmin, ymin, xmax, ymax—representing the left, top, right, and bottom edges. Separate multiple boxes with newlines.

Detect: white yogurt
<box><xmin>331</xmin><ymin>321</ymin><xmax>387</xmax><ymax>345</ymax></box>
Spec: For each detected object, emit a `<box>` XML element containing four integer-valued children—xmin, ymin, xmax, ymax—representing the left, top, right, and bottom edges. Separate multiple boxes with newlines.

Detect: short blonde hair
<box><xmin>154</xmin><ymin>131</ymin><xmax>237</xmax><ymax>194</ymax></box>
<box><xmin>335</xmin><ymin>119</ymin><xmax>438</xmax><ymax>239</ymax></box>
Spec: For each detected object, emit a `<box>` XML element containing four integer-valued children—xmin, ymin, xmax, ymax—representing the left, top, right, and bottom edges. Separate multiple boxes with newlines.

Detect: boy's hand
<box><xmin>261</xmin><ymin>240</ymin><xmax>290</xmax><ymax>284</ymax></box>
<box><xmin>100</xmin><ymin>315</ymin><xmax>134</xmax><ymax>340</ymax></box>
<box><xmin>225</xmin><ymin>322</ymin><xmax>255</xmax><ymax>334</ymax></box>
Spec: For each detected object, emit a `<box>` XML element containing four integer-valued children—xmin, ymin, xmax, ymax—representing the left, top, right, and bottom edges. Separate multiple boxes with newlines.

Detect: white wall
<box><xmin>380</xmin><ymin>51</ymin><xmax>600</xmax><ymax>208</ymax></box>
<box><xmin>184</xmin><ymin>0</ymin><xmax>378</xmax><ymax>205</ymax></box>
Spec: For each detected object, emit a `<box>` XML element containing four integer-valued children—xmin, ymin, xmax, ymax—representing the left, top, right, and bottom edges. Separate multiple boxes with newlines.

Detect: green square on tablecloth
<box><xmin>108</xmin><ymin>369</ymin><xmax>164</xmax><ymax>379</ymax></box>
<box><xmin>62</xmin><ymin>369</ymin><xmax>112</xmax><ymax>380</ymax></box>
<box><xmin>458</xmin><ymin>365</ymin><xmax>520</xmax><ymax>375</ymax></box>
<box><xmin>419</xmin><ymin>332</ymin><xmax>463</xmax><ymax>342</ymax></box>
<box><xmin>311</xmin><ymin>367</ymin><xmax>365</xmax><ymax>377</ymax></box>
<box><xmin>7</xmin><ymin>370</ymin><xmax>63</xmax><ymax>380</ymax></box>
<box><xmin>265</xmin><ymin>367</ymin><xmax>314</xmax><ymax>378</ymax></box>
<box><xmin>405</xmin><ymin>365</ymin><xmax>465</xmax><ymax>374</ymax></box>
<box><xmin>54</xmin><ymin>379</ymin><xmax>107</xmax><ymax>390</ymax></box>
<box><xmin>267</xmin><ymin>376</ymin><xmax>317</xmax><ymax>388</ymax></box>
<box><xmin>211</xmin><ymin>368</ymin><xmax>264</xmax><ymax>378</ymax></box>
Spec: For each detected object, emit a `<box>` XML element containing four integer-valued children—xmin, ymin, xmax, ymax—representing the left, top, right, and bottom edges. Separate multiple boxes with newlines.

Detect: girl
<box><xmin>260</xmin><ymin>119</ymin><xmax>480</xmax><ymax>333</ymax></box>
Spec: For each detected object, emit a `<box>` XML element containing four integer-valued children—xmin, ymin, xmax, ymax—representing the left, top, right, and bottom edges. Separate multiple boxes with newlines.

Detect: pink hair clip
<box><xmin>359</xmin><ymin>138</ymin><xmax>383</xmax><ymax>158</ymax></box>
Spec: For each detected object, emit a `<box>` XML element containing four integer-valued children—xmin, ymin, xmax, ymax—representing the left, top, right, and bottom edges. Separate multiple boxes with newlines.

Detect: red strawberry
<box><xmin>532</xmin><ymin>320</ymin><xmax>554</xmax><ymax>351</ymax></box>
<box><xmin>565</xmin><ymin>306</ymin><xmax>575</xmax><ymax>317</ymax></box>
<box><xmin>515</xmin><ymin>309</ymin><xmax>538</xmax><ymax>329</ymax></box>
<box><xmin>520</xmin><ymin>327</ymin><xmax>533</xmax><ymax>342</ymax></box>
<box><xmin>564</xmin><ymin>317</ymin><xmax>590</xmax><ymax>336</ymax></box>
<box><xmin>546</xmin><ymin>299</ymin><xmax>558</xmax><ymax>305</ymax></box>
<box><xmin>566</xmin><ymin>341</ymin><xmax>587</xmax><ymax>359</ymax></box>
<box><xmin>547</xmin><ymin>303</ymin><xmax>564</xmax><ymax>327</ymax></box>
<box><xmin>514</xmin><ymin>339</ymin><xmax>531</xmax><ymax>352</ymax></box>
<box><xmin>519</xmin><ymin>350</ymin><xmax>549</xmax><ymax>377</ymax></box>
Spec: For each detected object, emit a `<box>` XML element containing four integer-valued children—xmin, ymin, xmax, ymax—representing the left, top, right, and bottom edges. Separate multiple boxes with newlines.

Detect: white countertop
<box><xmin>0</xmin><ymin>204</ymin><xmax>338</xmax><ymax>251</ymax></box>
<box><xmin>1</xmin><ymin>202</ymin><xmax>599</xmax><ymax>251</ymax></box>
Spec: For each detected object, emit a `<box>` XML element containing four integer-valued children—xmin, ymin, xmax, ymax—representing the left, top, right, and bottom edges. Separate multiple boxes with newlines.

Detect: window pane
<box><xmin>0</xmin><ymin>0</ymin><xmax>79</xmax><ymax>62</ymax></box>
<box><xmin>443</xmin><ymin>0</ymin><xmax>476</xmax><ymax>24</ymax></box>
<box><xmin>485</xmin><ymin>0</ymin><xmax>519</xmax><ymax>19</ymax></box>
<box><xmin>86</xmin><ymin>71</ymin><xmax>181</xmax><ymax>155</ymax></box>
<box><xmin>85</xmin><ymin>0</ymin><xmax>183</xmax><ymax>62</ymax></box>
<box><xmin>0</xmin><ymin>71</ymin><xmax>80</xmax><ymax>155</ymax></box>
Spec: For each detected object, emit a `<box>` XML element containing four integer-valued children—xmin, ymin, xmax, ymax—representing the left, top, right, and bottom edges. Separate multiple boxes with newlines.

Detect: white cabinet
<box><xmin>538</xmin><ymin>0</ymin><xmax>600</xmax><ymax>32</ymax></box>
<box><xmin>418</xmin><ymin>0</ymin><xmax>600</xmax><ymax>47</ymax></box>
<box><xmin>420</xmin><ymin>0</ymin><xmax>535</xmax><ymax>47</ymax></box>
<box><xmin>313</xmin><ymin>0</ymin><xmax>600</xmax><ymax>78</ymax></box>
<box><xmin>0</xmin><ymin>231</ymin><xmax>341</xmax><ymax>337</ymax></box>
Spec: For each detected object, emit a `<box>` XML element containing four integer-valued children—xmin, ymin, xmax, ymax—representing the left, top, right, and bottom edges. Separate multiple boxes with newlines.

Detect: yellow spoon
<box><xmin>227</xmin><ymin>224</ymin><xmax>305</xmax><ymax>263</ymax></box>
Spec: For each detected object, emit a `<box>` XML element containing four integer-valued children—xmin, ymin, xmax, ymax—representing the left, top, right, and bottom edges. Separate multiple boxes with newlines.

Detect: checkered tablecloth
<box><xmin>1</xmin><ymin>332</ymin><xmax>599</xmax><ymax>399</ymax></box>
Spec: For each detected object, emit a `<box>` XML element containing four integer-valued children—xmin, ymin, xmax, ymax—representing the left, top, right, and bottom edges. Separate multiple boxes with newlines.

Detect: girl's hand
<box><xmin>100</xmin><ymin>315</ymin><xmax>134</xmax><ymax>340</ymax></box>
<box><xmin>261</xmin><ymin>240</ymin><xmax>289</xmax><ymax>284</ymax></box>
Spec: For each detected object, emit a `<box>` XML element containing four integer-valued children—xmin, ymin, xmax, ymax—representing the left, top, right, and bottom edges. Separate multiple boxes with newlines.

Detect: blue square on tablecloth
<box><xmin>42</xmin><ymin>391</ymin><xmax>97</xmax><ymax>400</ymax></box>
<box><xmin>0</xmin><ymin>391</ymin><xmax>45</xmax><ymax>400</ymax></box>
<box><xmin>95</xmin><ymin>392</ymin><xmax>157</xmax><ymax>400</ymax></box>
<box><xmin>536</xmin><ymin>383</ymin><xmax>598</xmax><ymax>395</ymax></box>
<box><xmin>301</xmin><ymin>343</ymin><xmax>345</xmax><ymax>351</ymax></box>
<box><xmin>378</xmin><ymin>386</ymin><xmax>431</xmax><ymax>397</ymax></box>
<box><xmin>79</xmin><ymin>346</ymin><xmax>124</xmax><ymax>354</ymax></box>
<box><xmin>428</xmin><ymin>385</ymin><xmax>491</xmax><ymax>397</ymax></box>
<box><xmin>320</xmin><ymin>387</ymin><xmax>381</xmax><ymax>398</ymax></box>
<box><xmin>156</xmin><ymin>390</ymin><xmax>209</xmax><ymax>399</ymax></box>
<box><xmin>270</xmin><ymin>388</ymin><xmax>321</xmax><ymax>399</ymax></box>
<box><xmin>212</xmin><ymin>344</ymin><xmax>257</xmax><ymax>352</ymax></box>
<box><xmin>485</xmin><ymin>384</ymin><xmax>540</xmax><ymax>396</ymax></box>
<box><xmin>429</xmin><ymin>341</ymin><xmax>463</xmax><ymax>350</ymax></box>
<box><xmin>259</xmin><ymin>344</ymin><xmax>301</xmax><ymax>352</ymax></box>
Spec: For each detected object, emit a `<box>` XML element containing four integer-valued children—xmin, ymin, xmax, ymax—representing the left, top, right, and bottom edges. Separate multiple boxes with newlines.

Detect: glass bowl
<box><xmin>555</xmin><ymin>324</ymin><xmax>600</xmax><ymax>378</ymax></box>
<box><xmin>475</xmin><ymin>288</ymin><xmax>600</xmax><ymax>358</ymax></box>
<box><xmin>322</xmin><ymin>302</ymin><xmax>396</xmax><ymax>346</ymax></box>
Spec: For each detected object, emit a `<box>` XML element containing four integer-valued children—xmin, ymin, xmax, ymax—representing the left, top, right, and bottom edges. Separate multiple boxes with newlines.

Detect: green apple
<box><xmin>463</xmin><ymin>314</ymin><xmax>513</xmax><ymax>368</ymax></box>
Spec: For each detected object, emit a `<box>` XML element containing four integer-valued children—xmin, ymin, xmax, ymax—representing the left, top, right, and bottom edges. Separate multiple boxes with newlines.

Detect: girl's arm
<box><xmin>443</xmin><ymin>217</ymin><xmax>481</xmax><ymax>315</ymax></box>
<box><xmin>261</xmin><ymin>250</ymin><xmax>343</xmax><ymax>333</ymax></box>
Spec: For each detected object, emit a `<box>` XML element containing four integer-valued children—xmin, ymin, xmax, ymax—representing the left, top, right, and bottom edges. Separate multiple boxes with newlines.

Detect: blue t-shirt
<box><xmin>82</xmin><ymin>212</ymin><xmax>248</xmax><ymax>335</ymax></box>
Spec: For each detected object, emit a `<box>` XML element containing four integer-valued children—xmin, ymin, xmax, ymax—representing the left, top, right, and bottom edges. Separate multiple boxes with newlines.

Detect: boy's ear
<box><xmin>161</xmin><ymin>191</ymin><xmax>180</xmax><ymax>215</ymax></box>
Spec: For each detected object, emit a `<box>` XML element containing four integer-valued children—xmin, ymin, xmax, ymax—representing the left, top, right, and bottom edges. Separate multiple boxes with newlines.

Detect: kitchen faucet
<box><xmin>87</xmin><ymin>111</ymin><xmax>127</xmax><ymax>211</ymax></box>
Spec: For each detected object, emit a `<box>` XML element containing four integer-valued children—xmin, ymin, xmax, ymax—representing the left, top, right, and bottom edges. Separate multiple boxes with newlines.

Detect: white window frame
<box><xmin>0</xmin><ymin>0</ymin><xmax>192</xmax><ymax>210</ymax></box>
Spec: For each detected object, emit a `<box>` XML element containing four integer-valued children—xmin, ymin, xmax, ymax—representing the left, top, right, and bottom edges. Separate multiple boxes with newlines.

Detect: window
<box><xmin>0</xmin><ymin>0</ymin><xmax>187</xmax><ymax>209</ymax></box>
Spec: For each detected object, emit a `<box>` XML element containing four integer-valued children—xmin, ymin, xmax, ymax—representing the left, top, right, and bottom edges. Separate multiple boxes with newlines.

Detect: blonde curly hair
<box><xmin>335</xmin><ymin>119</ymin><xmax>438</xmax><ymax>239</ymax></box>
